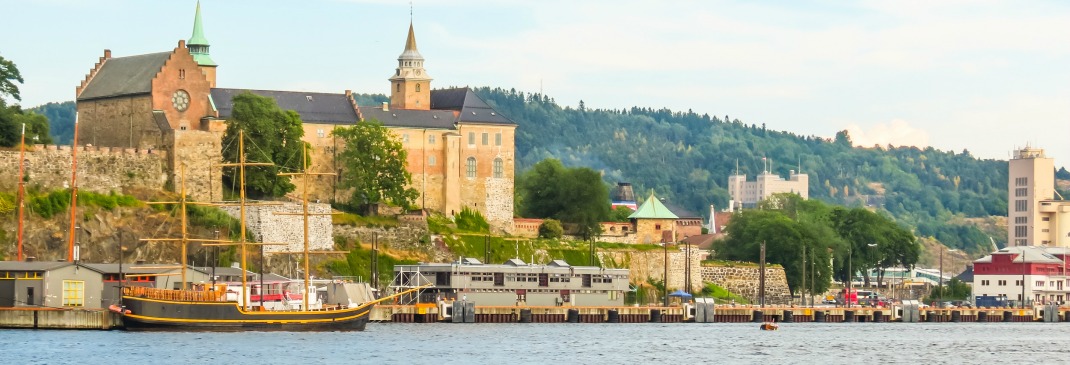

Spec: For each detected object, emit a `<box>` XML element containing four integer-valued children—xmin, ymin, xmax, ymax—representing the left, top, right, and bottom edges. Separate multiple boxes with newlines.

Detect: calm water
<box><xmin>4</xmin><ymin>323</ymin><xmax>1069</xmax><ymax>364</ymax></box>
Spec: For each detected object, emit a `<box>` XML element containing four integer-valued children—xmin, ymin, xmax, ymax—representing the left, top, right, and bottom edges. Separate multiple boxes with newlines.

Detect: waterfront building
<box><xmin>1007</xmin><ymin>146</ymin><xmax>1070</xmax><ymax>247</ymax></box>
<box><xmin>727</xmin><ymin>166</ymin><xmax>808</xmax><ymax>210</ymax></box>
<box><xmin>73</xmin><ymin>2</ymin><xmax>517</xmax><ymax>231</ymax></box>
<box><xmin>82</xmin><ymin>263</ymin><xmax>212</xmax><ymax>307</ymax></box>
<box><xmin>971</xmin><ymin>246</ymin><xmax>1070</xmax><ymax>305</ymax></box>
<box><xmin>391</xmin><ymin>258</ymin><xmax>630</xmax><ymax>306</ymax></box>
<box><xmin>0</xmin><ymin>261</ymin><xmax>104</xmax><ymax>309</ymax></box>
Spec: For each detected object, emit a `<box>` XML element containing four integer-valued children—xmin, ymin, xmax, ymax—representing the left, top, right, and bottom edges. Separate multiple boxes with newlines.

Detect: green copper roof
<box><xmin>188</xmin><ymin>1</ymin><xmax>209</xmax><ymax>45</ymax></box>
<box><xmin>628</xmin><ymin>192</ymin><xmax>679</xmax><ymax>219</ymax></box>
<box><xmin>188</xmin><ymin>1</ymin><xmax>216</xmax><ymax>66</ymax></box>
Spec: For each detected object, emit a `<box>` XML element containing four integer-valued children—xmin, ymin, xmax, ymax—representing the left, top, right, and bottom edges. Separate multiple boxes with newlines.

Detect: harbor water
<box><xmin>4</xmin><ymin>322</ymin><xmax>1068</xmax><ymax>364</ymax></box>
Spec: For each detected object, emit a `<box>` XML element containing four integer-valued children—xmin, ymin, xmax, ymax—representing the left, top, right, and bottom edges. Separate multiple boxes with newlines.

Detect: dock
<box><xmin>371</xmin><ymin>304</ymin><xmax>1069</xmax><ymax>324</ymax></box>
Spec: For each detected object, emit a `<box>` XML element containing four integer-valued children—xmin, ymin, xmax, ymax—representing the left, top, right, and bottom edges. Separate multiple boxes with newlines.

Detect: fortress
<box><xmin>62</xmin><ymin>3</ymin><xmax>517</xmax><ymax>231</ymax></box>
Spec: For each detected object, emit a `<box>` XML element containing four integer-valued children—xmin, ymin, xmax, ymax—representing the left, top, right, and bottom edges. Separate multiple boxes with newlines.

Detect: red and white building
<box><xmin>972</xmin><ymin>246</ymin><xmax>1070</xmax><ymax>305</ymax></box>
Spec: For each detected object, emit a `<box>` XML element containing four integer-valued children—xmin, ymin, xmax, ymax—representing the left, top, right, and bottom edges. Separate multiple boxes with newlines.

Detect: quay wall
<box><xmin>0</xmin><ymin>308</ymin><xmax>120</xmax><ymax>329</ymax></box>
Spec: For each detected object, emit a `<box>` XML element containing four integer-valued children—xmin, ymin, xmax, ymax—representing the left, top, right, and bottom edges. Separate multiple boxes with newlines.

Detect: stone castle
<box><xmin>69</xmin><ymin>2</ymin><xmax>517</xmax><ymax>231</ymax></box>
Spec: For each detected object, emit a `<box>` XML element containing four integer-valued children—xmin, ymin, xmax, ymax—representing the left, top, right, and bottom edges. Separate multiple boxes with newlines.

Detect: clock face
<box><xmin>172</xmin><ymin>90</ymin><xmax>190</xmax><ymax>112</ymax></box>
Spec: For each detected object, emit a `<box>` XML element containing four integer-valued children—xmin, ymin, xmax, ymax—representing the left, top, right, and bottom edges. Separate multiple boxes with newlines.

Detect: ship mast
<box><xmin>67</xmin><ymin>113</ymin><xmax>80</xmax><ymax>262</ymax></box>
<box><xmin>16</xmin><ymin>123</ymin><xmax>26</xmax><ymax>261</ymax></box>
<box><xmin>214</xmin><ymin>131</ymin><xmax>274</xmax><ymax>310</ymax></box>
<box><xmin>276</xmin><ymin>146</ymin><xmax>341</xmax><ymax>310</ymax></box>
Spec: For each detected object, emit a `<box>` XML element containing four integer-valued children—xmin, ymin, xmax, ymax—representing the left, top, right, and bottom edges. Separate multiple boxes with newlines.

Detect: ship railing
<box><xmin>123</xmin><ymin>286</ymin><xmax>229</xmax><ymax>302</ymax></box>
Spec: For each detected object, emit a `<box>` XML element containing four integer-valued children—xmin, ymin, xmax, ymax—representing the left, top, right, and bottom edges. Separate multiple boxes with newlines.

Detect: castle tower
<box><xmin>187</xmin><ymin>1</ymin><xmax>218</xmax><ymax>87</ymax></box>
<box><xmin>388</xmin><ymin>22</ymin><xmax>432</xmax><ymax>110</ymax></box>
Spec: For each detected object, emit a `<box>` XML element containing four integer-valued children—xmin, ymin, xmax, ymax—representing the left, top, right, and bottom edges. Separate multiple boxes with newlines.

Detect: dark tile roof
<box><xmin>0</xmin><ymin>261</ymin><xmax>75</xmax><ymax>271</ymax></box>
<box><xmin>360</xmin><ymin>107</ymin><xmax>458</xmax><ymax>129</ymax></box>
<box><xmin>211</xmin><ymin>88</ymin><xmax>359</xmax><ymax>125</ymax></box>
<box><xmin>431</xmin><ymin>88</ymin><xmax>515</xmax><ymax>125</ymax></box>
<box><xmin>660</xmin><ymin>199</ymin><xmax>701</xmax><ymax>219</ymax></box>
<box><xmin>78</xmin><ymin>52</ymin><xmax>172</xmax><ymax>101</ymax></box>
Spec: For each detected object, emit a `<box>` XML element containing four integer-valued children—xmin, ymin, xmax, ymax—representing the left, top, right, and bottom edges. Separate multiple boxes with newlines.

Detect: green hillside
<box><xmin>471</xmin><ymin>87</ymin><xmax>1069</xmax><ymax>253</ymax></box>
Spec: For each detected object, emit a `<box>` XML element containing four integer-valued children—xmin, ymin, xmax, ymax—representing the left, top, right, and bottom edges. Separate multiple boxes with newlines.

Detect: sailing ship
<box><xmin>113</xmin><ymin>131</ymin><xmax>416</xmax><ymax>330</ymax></box>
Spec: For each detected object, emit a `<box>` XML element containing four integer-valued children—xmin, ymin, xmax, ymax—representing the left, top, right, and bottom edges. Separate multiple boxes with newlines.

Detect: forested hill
<box><xmin>32</xmin><ymin>90</ymin><xmax>1070</xmax><ymax>252</ymax></box>
<box><xmin>472</xmin><ymin>87</ymin><xmax>1070</xmax><ymax>252</ymax></box>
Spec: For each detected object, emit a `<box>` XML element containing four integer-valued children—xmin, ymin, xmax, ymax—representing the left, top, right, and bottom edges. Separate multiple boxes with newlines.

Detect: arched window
<box><xmin>416</xmin><ymin>83</ymin><xmax>421</xmax><ymax>92</ymax></box>
<box><xmin>466</xmin><ymin>157</ymin><xmax>477</xmax><ymax>178</ymax></box>
<box><xmin>493</xmin><ymin>158</ymin><xmax>503</xmax><ymax>178</ymax></box>
<box><xmin>396</xmin><ymin>83</ymin><xmax>401</xmax><ymax>92</ymax></box>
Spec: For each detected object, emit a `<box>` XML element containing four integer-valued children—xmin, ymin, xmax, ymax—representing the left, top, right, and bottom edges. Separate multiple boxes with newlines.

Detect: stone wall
<box><xmin>0</xmin><ymin>145</ymin><xmax>167</xmax><ymax>194</ymax></box>
<box><xmin>700</xmin><ymin>265</ymin><xmax>792</xmax><ymax>305</ymax></box>
<box><xmin>221</xmin><ymin>202</ymin><xmax>333</xmax><ymax>254</ymax></box>
<box><xmin>600</xmin><ymin>247</ymin><xmax>705</xmax><ymax>292</ymax></box>
<box><xmin>165</xmin><ymin>129</ymin><xmax>222</xmax><ymax>202</ymax></box>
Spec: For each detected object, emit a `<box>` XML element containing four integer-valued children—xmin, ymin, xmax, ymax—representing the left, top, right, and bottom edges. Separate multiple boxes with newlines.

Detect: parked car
<box><xmin>822</xmin><ymin>298</ymin><xmax>838</xmax><ymax>305</ymax></box>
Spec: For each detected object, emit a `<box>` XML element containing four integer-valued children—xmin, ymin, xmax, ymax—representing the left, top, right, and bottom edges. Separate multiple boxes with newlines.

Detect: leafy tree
<box><xmin>31</xmin><ymin>101</ymin><xmax>75</xmax><ymax>144</ymax></box>
<box><xmin>518</xmin><ymin>158</ymin><xmax>610</xmax><ymax>240</ymax></box>
<box><xmin>221</xmin><ymin>92</ymin><xmax>307</xmax><ymax>199</ymax></box>
<box><xmin>925</xmin><ymin>278</ymin><xmax>971</xmax><ymax>302</ymax></box>
<box><xmin>609</xmin><ymin>206</ymin><xmax>634</xmax><ymax>222</ymax></box>
<box><xmin>333</xmin><ymin>119</ymin><xmax>417</xmax><ymax>211</ymax></box>
<box><xmin>0</xmin><ymin>54</ymin><xmax>23</xmax><ymax>102</ymax></box>
<box><xmin>538</xmin><ymin>219</ymin><xmax>563</xmax><ymax>239</ymax></box>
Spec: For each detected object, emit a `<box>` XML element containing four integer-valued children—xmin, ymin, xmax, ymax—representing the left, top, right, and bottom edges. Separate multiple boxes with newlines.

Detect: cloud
<box><xmin>845</xmin><ymin>119</ymin><xmax>930</xmax><ymax>149</ymax></box>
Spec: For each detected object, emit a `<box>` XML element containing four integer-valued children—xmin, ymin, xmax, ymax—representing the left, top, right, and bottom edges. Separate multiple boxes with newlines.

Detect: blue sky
<box><xmin>3</xmin><ymin>0</ymin><xmax>1069</xmax><ymax>167</ymax></box>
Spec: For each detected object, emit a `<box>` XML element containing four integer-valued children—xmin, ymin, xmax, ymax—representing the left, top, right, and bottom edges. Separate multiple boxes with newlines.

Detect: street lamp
<box><xmin>847</xmin><ymin>243</ymin><xmax>878</xmax><ymax>309</ymax></box>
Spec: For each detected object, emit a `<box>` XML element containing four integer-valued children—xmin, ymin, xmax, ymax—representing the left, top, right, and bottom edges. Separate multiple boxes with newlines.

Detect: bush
<box><xmin>455</xmin><ymin>207</ymin><xmax>489</xmax><ymax>233</ymax></box>
<box><xmin>538</xmin><ymin>219</ymin><xmax>563</xmax><ymax>239</ymax></box>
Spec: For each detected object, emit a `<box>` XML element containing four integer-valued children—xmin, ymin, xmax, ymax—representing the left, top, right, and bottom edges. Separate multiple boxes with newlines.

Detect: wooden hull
<box><xmin>119</xmin><ymin>295</ymin><xmax>372</xmax><ymax>331</ymax></box>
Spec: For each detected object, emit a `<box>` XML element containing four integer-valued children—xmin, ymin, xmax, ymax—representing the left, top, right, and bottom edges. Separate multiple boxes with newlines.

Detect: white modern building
<box><xmin>727</xmin><ymin>169</ymin><xmax>808</xmax><ymax>209</ymax></box>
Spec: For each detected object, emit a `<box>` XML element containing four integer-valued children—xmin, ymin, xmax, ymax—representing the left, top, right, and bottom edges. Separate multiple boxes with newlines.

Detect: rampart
<box><xmin>0</xmin><ymin>144</ymin><xmax>167</xmax><ymax>194</ymax></box>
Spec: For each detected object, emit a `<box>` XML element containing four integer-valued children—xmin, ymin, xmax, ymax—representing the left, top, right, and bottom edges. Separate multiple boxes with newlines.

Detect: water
<box><xmin>4</xmin><ymin>323</ymin><xmax>1069</xmax><ymax>364</ymax></box>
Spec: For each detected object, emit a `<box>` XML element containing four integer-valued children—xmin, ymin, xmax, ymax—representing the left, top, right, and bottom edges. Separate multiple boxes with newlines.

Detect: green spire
<box><xmin>187</xmin><ymin>1</ymin><xmax>216</xmax><ymax>66</ymax></box>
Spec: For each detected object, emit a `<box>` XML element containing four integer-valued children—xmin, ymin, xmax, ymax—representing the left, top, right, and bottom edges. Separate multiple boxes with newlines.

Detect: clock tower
<box><xmin>388</xmin><ymin>22</ymin><xmax>432</xmax><ymax>110</ymax></box>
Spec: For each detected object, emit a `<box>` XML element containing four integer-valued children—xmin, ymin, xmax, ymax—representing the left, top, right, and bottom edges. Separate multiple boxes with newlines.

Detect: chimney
<box><xmin>345</xmin><ymin>89</ymin><xmax>352</xmax><ymax>97</ymax></box>
<box><xmin>178</xmin><ymin>39</ymin><xmax>186</xmax><ymax>48</ymax></box>
<box><xmin>104</xmin><ymin>49</ymin><xmax>112</xmax><ymax>59</ymax></box>
<box><xmin>382</xmin><ymin>101</ymin><xmax>389</xmax><ymax>112</ymax></box>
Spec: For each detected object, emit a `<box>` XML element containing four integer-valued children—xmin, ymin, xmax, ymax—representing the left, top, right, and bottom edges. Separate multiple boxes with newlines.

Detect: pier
<box><xmin>371</xmin><ymin>304</ymin><xmax>1070</xmax><ymax>324</ymax></box>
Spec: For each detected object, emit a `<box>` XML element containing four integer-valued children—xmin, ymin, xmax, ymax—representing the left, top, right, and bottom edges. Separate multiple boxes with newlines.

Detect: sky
<box><xmin>3</xmin><ymin>0</ymin><xmax>1069</xmax><ymax>167</ymax></box>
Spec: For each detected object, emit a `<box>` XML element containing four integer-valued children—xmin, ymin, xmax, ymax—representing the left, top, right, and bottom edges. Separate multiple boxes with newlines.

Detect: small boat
<box><xmin>760</xmin><ymin>322</ymin><xmax>779</xmax><ymax>331</ymax></box>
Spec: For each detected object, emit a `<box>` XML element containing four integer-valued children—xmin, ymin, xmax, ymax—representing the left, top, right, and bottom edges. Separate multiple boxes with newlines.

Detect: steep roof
<box><xmin>211</xmin><ymin>88</ymin><xmax>359</xmax><ymax>125</ymax></box>
<box><xmin>430</xmin><ymin>88</ymin><xmax>515</xmax><ymax>125</ymax></box>
<box><xmin>77</xmin><ymin>52</ymin><xmax>172</xmax><ymax>101</ymax></box>
<box><xmin>629</xmin><ymin>192</ymin><xmax>679</xmax><ymax>219</ymax></box>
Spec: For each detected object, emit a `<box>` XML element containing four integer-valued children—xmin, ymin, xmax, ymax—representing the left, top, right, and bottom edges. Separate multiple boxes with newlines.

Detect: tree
<box><xmin>221</xmin><ymin>92</ymin><xmax>307</xmax><ymax>199</ymax></box>
<box><xmin>518</xmin><ymin>158</ymin><xmax>610</xmax><ymax>240</ymax></box>
<box><xmin>333</xmin><ymin>119</ymin><xmax>417</xmax><ymax>211</ymax></box>
<box><xmin>609</xmin><ymin>206</ymin><xmax>634</xmax><ymax>222</ymax></box>
<box><xmin>0</xmin><ymin>54</ymin><xmax>23</xmax><ymax>102</ymax></box>
<box><xmin>538</xmin><ymin>219</ymin><xmax>563</xmax><ymax>239</ymax></box>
